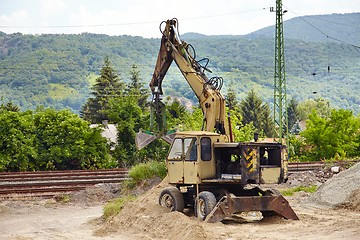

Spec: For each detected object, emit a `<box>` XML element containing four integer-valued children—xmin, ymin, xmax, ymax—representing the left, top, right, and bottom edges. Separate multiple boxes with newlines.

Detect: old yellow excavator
<box><xmin>136</xmin><ymin>18</ymin><xmax>298</xmax><ymax>222</ymax></box>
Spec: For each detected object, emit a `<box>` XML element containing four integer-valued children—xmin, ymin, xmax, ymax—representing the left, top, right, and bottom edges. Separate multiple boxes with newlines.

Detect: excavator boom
<box><xmin>136</xmin><ymin>18</ymin><xmax>230</xmax><ymax>149</ymax></box>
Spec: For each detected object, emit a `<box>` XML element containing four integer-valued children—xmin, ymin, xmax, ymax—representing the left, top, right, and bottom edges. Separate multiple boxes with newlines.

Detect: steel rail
<box><xmin>0</xmin><ymin>168</ymin><xmax>130</xmax><ymax>198</ymax></box>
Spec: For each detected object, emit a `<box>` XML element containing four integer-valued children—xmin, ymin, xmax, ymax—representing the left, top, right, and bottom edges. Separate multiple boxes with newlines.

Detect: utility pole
<box><xmin>271</xmin><ymin>0</ymin><xmax>288</xmax><ymax>145</ymax></box>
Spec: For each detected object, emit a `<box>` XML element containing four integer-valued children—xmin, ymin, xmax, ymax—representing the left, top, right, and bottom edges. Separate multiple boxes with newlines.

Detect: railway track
<box><xmin>288</xmin><ymin>161</ymin><xmax>325</xmax><ymax>172</ymax></box>
<box><xmin>0</xmin><ymin>161</ymin><xmax>352</xmax><ymax>199</ymax></box>
<box><xmin>0</xmin><ymin>168</ymin><xmax>129</xmax><ymax>199</ymax></box>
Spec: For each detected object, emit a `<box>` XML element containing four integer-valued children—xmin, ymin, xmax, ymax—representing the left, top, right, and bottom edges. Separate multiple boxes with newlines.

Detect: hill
<box><xmin>0</xmin><ymin>13</ymin><xmax>359</xmax><ymax>113</ymax></box>
<box><xmin>247</xmin><ymin>12</ymin><xmax>360</xmax><ymax>45</ymax></box>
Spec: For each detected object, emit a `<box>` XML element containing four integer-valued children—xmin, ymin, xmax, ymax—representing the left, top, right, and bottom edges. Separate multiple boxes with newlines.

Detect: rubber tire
<box><xmin>194</xmin><ymin>191</ymin><xmax>217</xmax><ymax>221</ymax></box>
<box><xmin>159</xmin><ymin>186</ymin><xmax>184</xmax><ymax>212</ymax></box>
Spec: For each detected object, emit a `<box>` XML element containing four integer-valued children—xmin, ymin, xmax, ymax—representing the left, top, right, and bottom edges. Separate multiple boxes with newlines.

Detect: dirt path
<box><xmin>0</xmin><ymin>200</ymin><xmax>134</xmax><ymax>240</ymax></box>
<box><xmin>0</xmin><ymin>194</ymin><xmax>359</xmax><ymax>240</ymax></box>
<box><xmin>1</xmin><ymin>167</ymin><xmax>360</xmax><ymax>240</ymax></box>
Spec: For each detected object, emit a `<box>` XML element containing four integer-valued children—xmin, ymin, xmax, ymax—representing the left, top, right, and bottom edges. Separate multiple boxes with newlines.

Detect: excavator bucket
<box><xmin>135</xmin><ymin>130</ymin><xmax>157</xmax><ymax>150</ymax></box>
<box><xmin>205</xmin><ymin>194</ymin><xmax>299</xmax><ymax>223</ymax></box>
<box><xmin>135</xmin><ymin>130</ymin><xmax>176</xmax><ymax>150</ymax></box>
<box><xmin>161</xmin><ymin>131</ymin><xmax>176</xmax><ymax>144</ymax></box>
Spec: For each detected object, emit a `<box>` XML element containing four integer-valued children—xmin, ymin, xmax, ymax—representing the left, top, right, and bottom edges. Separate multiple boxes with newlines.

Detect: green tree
<box><xmin>107</xmin><ymin>96</ymin><xmax>143</xmax><ymax>167</ymax></box>
<box><xmin>301</xmin><ymin>109</ymin><xmax>360</xmax><ymax>160</ymax></box>
<box><xmin>0</xmin><ymin>110</ymin><xmax>37</xmax><ymax>171</ymax></box>
<box><xmin>225</xmin><ymin>83</ymin><xmax>239</xmax><ymax>112</ymax></box>
<box><xmin>181</xmin><ymin>106</ymin><xmax>204</xmax><ymax>131</ymax></box>
<box><xmin>81</xmin><ymin>57</ymin><xmax>124</xmax><ymax>123</ymax></box>
<box><xmin>126</xmin><ymin>64</ymin><xmax>148</xmax><ymax>111</ymax></box>
<box><xmin>228</xmin><ymin>109</ymin><xmax>256</xmax><ymax>142</ymax></box>
<box><xmin>34</xmin><ymin>108</ymin><xmax>115</xmax><ymax>170</ymax></box>
<box><xmin>240</xmin><ymin>90</ymin><xmax>275</xmax><ymax>137</ymax></box>
<box><xmin>166</xmin><ymin>97</ymin><xmax>189</xmax><ymax>131</ymax></box>
<box><xmin>297</xmin><ymin>98</ymin><xmax>332</xmax><ymax>121</ymax></box>
<box><xmin>287</xmin><ymin>98</ymin><xmax>300</xmax><ymax>134</ymax></box>
<box><xmin>0</xmin><ymin>100</ymin><xmax>20</xmax><ymax>112</ymax></box>
<box><xmin>107</xmin><ymin>95</ymin><xmax>169</xmax><ymax>167</ymax></box>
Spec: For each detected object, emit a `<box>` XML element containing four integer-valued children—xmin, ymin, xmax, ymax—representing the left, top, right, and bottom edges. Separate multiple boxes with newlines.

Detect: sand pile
<box><xmin>70</xmin><ymin>183</ymin><xmax>121</xmax><ymax>204</ymax></box>
<box><xmin>96</xmin><ymin>178</ymin><xmax>211</xmax><ymax>240</ymax></box>
<box><xmin>310</xmin><ymin>162</ymin><xmax>360</xmax><ymax>210</ymax></box>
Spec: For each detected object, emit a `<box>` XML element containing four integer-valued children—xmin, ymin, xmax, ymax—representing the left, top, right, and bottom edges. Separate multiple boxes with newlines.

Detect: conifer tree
<box><xmin>287</xmin><ymin>98</ymin><xmax>300</xmax><ymax>134</ymax></box>
<box><xmin>225</xmin><ymin>84</ymin><xmax>239</xmax><ymax>111</ymax></box>
<box><xmin>126</xmin><ymin>64</ymin><xmax>148</xmax><ymax>111</ymax></box>
<box><xmin>81</xmin><ymin>57</ymin><xmax>124</xmax><ymax>123</ymax></box>
<box><xmin>240</xmin><ymin>90</ymin><xmax>275</xmax><ymax>137</ymax></box>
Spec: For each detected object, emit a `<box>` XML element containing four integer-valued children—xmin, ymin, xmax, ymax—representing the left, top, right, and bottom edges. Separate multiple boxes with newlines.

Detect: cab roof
<box><xmin>175</xmin><ymin>131</ymin><xmax>221</xmax><ymax>137</ymax></box>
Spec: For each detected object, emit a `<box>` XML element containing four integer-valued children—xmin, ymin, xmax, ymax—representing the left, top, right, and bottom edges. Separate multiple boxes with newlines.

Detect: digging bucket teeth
<box><xmin>135</xmin><ymin>129</ymin><xmax>176</xmax><ymax>150</ymax></box>
<box><xmin>205</xmin><ymin>194</ymin><xmax>299</xmax><ymax>223</ymax></box>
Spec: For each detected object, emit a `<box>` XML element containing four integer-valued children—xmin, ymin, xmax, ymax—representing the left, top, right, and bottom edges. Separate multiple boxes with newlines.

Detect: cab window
<box><xmin>168</xmin><ymin>137</ymin><xmax>198</xmax><ymax>161</ymax></box>
<box><xmin>201</xmin><ymin>137</ymin><xmax>211</xmax><ymax>161</ymax></box>
<box><xmin>168</xmin><ymin>138</ymin><xmax>182</xmax><ymax>160</ymax></box>
<box><xmin>184</xmin><ymin>138</ymin><xmax>197</xmax><ymax>161</ymax></box>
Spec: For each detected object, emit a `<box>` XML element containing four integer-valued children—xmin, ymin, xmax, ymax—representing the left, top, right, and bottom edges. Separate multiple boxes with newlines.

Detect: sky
<box><xmin>1</xmin><ymin>0</ymin><xmax>360</xmax><ymax>38</ymax></box>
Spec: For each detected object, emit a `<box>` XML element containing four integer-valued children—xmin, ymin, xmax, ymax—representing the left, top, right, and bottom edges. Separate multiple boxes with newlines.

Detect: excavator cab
<box><xmin>166</xmin><ymin>131</ymin><xmax>227</xmax><ymax>184</ymax></box>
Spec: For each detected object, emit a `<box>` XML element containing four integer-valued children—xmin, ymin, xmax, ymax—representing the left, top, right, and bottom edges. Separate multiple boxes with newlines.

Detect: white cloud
<box><xmin>64</xmin><ymin>0</ymin><xmax>276</xmax><ymax>37</ymax></box>
<box><xmin>0</xmin><ymin>9</ymin><xmax>34</xmax><ymax>34</ymax></box>
<box><xmin>1</xmin><ymin>0</ymin><xmax>359</xmax><ymax>37</ymax></box>
<box><xmin>40</xmin><ymin>0</ymin><xmax>67</xmax><ymax>17</ymax></box>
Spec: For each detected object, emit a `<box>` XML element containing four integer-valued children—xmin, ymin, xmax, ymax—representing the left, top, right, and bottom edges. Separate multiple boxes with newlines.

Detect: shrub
<box><xmin>129</xmin><ymin>161</ymin><xmax>167</xmax><ymax>183</ymax></box>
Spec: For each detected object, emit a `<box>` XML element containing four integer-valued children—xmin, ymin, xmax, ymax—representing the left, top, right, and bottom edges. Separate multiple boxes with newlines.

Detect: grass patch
<box><xmin>121</xmin><ymin>179</ymin><xmax>137</xmax><ymax>190</ymax></box>
<box><xmin>280</xmin><ymin>185</ymin><xmax>318</xmax><ymax>196</ymax></box>
<box><xmin>103</xmin><ymin>195</ymin><xmax>136</xmax><ymax>219</ymax></box>
<box><xmin>129</xmin><ymin>161</ymin><xmax>167</xmax><ymax>183</ymax></box>
<box><xmin>121</xmin><ymin>161</ymin><xmax>166</xmax><ymax>192</ymax></box>
<box><xmin>87</xmin><ymin>73</ymin><xmax>99</xmax><ymax>86</ymax></box>
<box><xmin>103</xmin><ymin>161</ymin><xmax>166</xmax><ymax>219</ymax></box>
<box><xmin>54</xmin><ymin>194</ymin><xmax>71</xmax><ymax>203</ymax></box>
<box><xmin>48</xmin><ymin>83</ymin><xmax>78</xmax><ymax>99</ymax></box>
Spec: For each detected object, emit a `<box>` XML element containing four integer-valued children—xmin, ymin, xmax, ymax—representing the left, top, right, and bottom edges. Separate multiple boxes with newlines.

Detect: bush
<box><xmin>0</xmin><ymin>108</ymin><xmax>115</xmax><ymax>171</ymax></box>
<box><xmin>129</xmin><ymin>161</ymin><xmax>167</xmax><ymax>183</ymax></box>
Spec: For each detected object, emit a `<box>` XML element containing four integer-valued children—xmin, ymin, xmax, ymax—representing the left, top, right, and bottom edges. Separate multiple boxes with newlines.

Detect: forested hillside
<box><xmin>0</xmin><ymin>13</ymin><xmax>359</xmax><ymax>113</ymax></box>
<box><xmin>248</xmin><ymin>12</ymin><xmax>360</xmax><ymax>45</ymax></box>
<box><xmin>0</xmin><ymin>33</ymin><xmax>159</xmax><ymax>112</ymax></box>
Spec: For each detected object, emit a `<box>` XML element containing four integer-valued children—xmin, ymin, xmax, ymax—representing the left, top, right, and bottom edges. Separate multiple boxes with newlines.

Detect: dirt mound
<box><xmin>287</xmin><ymin>169</ymin><xmax>331</xmax><ymax>187</ymax></box>
<box><xmin>310</xmin><ymin>162</ymin><xmax>360</xmax><ymax>210</ymax></box>
<box><xmin>96</xmin><ymin>177</ymin><xmax>210</xmax><ymax>240</ymax></box>
<box><xmin>70</xmin><ymin>183</ymin><xmax>121</xmax><ymax>204</ymax></box>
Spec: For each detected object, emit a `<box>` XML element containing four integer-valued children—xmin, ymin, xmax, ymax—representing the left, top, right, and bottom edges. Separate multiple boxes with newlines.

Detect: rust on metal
<box><xmin>205</xmin><ymin>194</ymin><xmax>299</xmax><ymax>223</ymax></box>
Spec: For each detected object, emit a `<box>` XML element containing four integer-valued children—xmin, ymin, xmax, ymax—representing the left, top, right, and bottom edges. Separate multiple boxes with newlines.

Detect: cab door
<box><xmin>167</xmin><ymin>138</ymin><xmax>184</xmax><ymax>184</ymax></box>
<box><xmin>183</xmin><ymin>137</ymin><xmax>198</xmax><ymax>184</ymax></box>
<box><xmin>167</xmin><ymin>137</ymin><xmax>198</xmax><ymax>184</ymax></box>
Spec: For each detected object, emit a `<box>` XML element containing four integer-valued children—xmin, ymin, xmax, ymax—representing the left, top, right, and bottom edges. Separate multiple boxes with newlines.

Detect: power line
<box><xmin>304</xmin><ymin>15</ymin><xmax>357</xmax><ymax>29</ymax></box>
<box><xmin>283</xmin><ymin>5</ymin><xmax>360</xmax><ymax>49</ymax></box>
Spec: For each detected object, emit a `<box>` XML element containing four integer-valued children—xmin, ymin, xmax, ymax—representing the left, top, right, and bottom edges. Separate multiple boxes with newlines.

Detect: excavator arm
<box><xmin>152</xmin><ymin>19</ymin><xmax>229</xmax><ymax>133</ymax></box>
<box><xmin>136</xmin><ymin>18</ymin><xmax>230</xmax><ymax>150</ymax></box>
